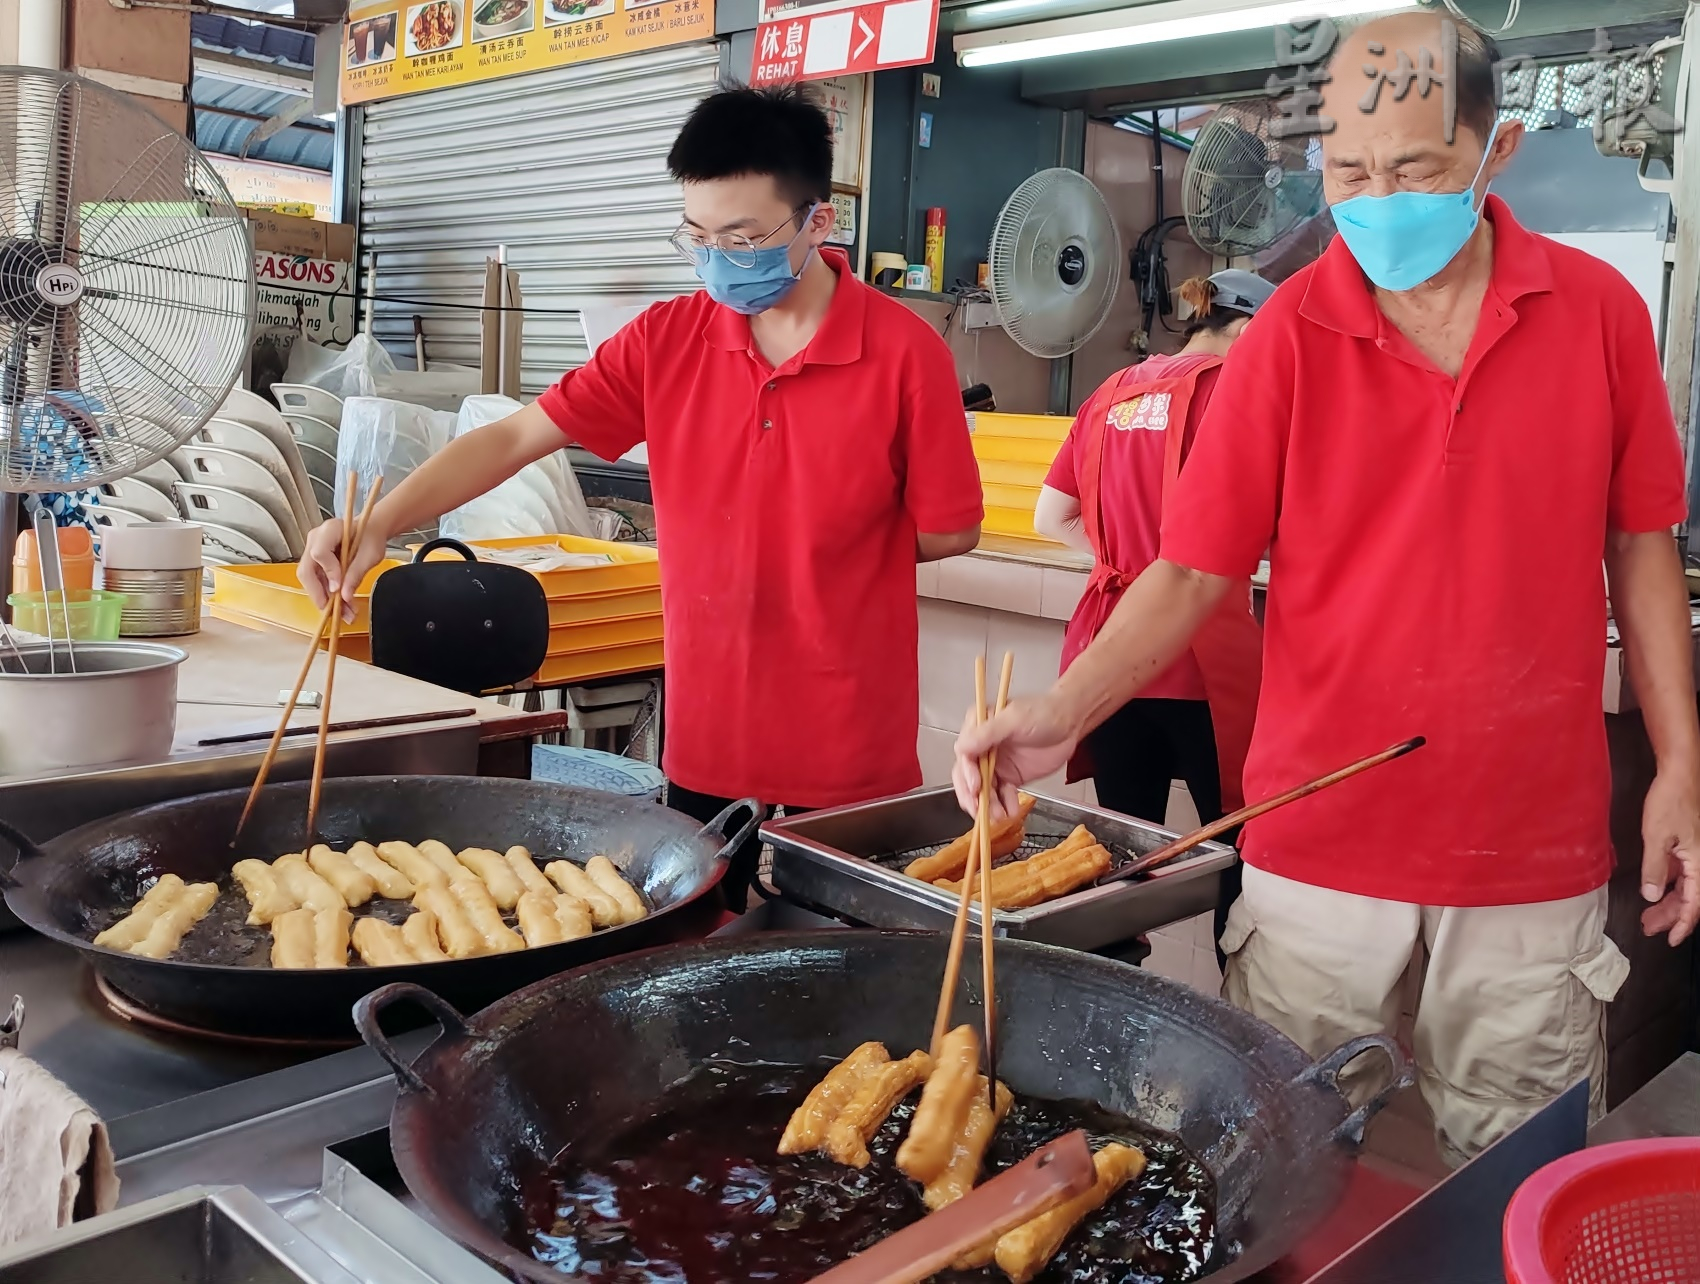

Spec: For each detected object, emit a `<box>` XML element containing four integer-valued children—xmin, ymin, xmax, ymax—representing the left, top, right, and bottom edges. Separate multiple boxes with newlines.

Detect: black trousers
<box><xmin>1083</xmin><ymin>697</ymin><xmax>1243</xmax><ymax>966</ymax></box>
<box><xmin>666</xmin><ymin>784</ymin><xmax>810</xmax><ymax>914</ymax></box>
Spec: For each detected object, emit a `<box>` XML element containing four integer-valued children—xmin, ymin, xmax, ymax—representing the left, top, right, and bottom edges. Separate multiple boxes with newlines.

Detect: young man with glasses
<box><xmin>298</xmin><ymin>85</ymin><xmax>984</xmax><ymax>911</ymax></box>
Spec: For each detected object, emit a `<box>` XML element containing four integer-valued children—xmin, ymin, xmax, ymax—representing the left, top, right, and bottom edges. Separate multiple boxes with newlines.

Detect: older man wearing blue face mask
<box><xmin>954</xmin><ymin>11</ymin><xmax>1700</xmax><ymax>1165</ymax></box>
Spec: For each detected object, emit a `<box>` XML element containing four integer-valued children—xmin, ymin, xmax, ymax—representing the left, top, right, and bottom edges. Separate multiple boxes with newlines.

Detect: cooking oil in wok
<box><xmin>527</xmin><ymin>1060</ymin><xmax>1216</xmax><ymax>1283</ymax></box>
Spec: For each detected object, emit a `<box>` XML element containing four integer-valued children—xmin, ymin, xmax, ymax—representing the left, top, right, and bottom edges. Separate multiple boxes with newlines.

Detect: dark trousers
<box><xmin>1083</xmin><ymin>697</ymin><xmax>1243</xmax><ymax>967</ymax></box>
<box><xmin>666</xmin><ymin>784</ymin><xmax>810</xmax><ymax>914</ymax></box>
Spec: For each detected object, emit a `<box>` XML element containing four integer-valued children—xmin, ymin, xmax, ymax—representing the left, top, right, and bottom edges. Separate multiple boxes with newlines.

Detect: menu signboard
<box><xmin>342</xmin><ymin>0</ymin><xmax>715</xmax><ymax>105</ymax></box>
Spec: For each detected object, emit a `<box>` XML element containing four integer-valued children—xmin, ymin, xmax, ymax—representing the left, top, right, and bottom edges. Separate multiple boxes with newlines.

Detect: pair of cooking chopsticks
<box><xmin>932</xmin><ymin>650</ymin><xmax>1014</xmax><ymax>1107</ymax></box>
<box><xmin>231</xmin><ymin>472</ymin><xmax>385</xmax><ymax>848</ymax></box>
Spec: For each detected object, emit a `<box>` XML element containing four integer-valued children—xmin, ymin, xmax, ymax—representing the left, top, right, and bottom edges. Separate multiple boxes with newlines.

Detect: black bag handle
<box><xmin>410</xmin><ymin>538</ymin><xmax>480</xmax><ymax>565</ymax></box>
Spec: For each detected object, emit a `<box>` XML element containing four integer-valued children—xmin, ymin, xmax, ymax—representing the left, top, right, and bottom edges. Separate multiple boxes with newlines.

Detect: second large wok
<box><xmin>0</xmin><ymin>776</ymin><xmax>755</xmax><ymax>1039</ymax></box>
<box><xmin>357</xmin><ymin>931</ymin><xmax>1414</xmax><ymax>1282</ymax></box>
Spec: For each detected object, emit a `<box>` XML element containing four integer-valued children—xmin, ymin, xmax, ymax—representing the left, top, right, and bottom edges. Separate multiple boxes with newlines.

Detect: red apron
<box><xmin>1063</xmin><ymin>359</ymin><xmax>1263</xmax><ymax>811</ymax></box>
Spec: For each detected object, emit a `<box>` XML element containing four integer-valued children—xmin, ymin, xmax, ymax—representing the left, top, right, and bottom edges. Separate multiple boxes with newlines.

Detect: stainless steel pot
<box><xmin>0</xmin><ymin>642</ymin><xmax>186</xmax><ymax>775</ymax></box>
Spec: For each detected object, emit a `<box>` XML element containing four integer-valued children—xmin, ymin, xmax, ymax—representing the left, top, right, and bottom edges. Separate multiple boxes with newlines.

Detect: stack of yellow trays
<box><xmin>969</xmin><ymin>412</ymin><xmax>1071</xmax><ymax>542</ymax></box>
<box><xmin>209</xmin><ymin>534</ymin><xmax>664</xmax><ymax>685</ymax></box>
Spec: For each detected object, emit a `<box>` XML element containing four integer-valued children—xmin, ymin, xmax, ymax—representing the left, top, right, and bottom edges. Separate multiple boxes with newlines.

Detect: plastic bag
<box><xmin>335</xmin><ymin>397</ymin><xmax>454</xmax><ymax>542</ymax></box>
<box><xmin>281</xmin><ymin>336</ymin><xmax>349</xmax><ymax>391</ymax></box>
<box><xmin>285</xmin><ymin>334</ymin><xmax>479</xmax><ymax>412</ymax></box>
<box><xmin>438</xmin><ymin>395</ymin><xmax>596</xmax><ymax>542</ymax></box>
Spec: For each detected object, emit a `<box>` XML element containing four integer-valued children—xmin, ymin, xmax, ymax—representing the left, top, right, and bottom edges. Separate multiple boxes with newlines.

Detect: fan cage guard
<box><xmin>0</xmin><ymin>67</ymin><xmax>255</xmax><ymax>493</ymax></box>
<box><xmin>1182</xmin><ymin>100</ymin><xmax>1324</xmax><ymax>257</ymax></box>
<box><xmin>989</xmin><ymin>168</ymin><xmax>1122</xmax><ymax>360</ymax></box>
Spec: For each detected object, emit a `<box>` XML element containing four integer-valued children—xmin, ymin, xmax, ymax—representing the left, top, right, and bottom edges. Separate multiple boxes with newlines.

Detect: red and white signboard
<box><xmin>751</xmin><ymin>0</ymin><xmax>938</xmax><ymax>85</ymax></box>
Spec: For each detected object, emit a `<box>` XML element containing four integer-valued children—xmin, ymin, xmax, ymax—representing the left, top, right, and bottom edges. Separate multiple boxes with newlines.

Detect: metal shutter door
<box><xmin>357</xmin><ymin>42</ymin><xmax>720</xmax><ymax>396</ymax></box>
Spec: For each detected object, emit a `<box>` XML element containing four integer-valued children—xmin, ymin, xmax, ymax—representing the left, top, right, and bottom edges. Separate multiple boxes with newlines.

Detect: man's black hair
<box><xmin>1455</xmin><ymin>18</ymin><xmax>1500</xmax><ymax>143</ymax></box>
<box><xmin>667</xmin><ymin>83</ymin><xmax>834</xmax><ymax>208</ymax></box>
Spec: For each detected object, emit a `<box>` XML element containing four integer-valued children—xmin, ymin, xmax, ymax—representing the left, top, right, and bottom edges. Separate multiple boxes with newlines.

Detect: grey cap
<box><xmin>1208</xmin><ymin>268</ymin><xmax>1276</xmax><ymax>316</ymax></box>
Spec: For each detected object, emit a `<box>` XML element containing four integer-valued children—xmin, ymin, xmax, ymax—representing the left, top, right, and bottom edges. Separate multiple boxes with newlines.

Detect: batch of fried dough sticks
<box><xmin>903</xmin><ymin>795</ymin><xmax>1114</xmax><ymax>911</ymax></box>
<box><xmin>778</xmin><ymin>1024</ymin><xmax>1145</xmax><ymax>1284</ymax></box>
<box><xmin>93</xmin><ymin>842</ymin><xmax>646</xmax><ymax>968</ymax></box>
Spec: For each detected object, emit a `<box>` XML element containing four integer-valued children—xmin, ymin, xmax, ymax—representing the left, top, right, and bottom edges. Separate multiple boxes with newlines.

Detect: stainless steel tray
<box><xmin>762</xmin><ymin>787</ymin><xmax>1234</xmax><ymax>950</ymax></box>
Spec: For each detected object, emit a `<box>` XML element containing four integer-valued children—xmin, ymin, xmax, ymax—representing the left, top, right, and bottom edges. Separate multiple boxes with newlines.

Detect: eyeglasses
<box><xmin>669</xmin><ymin>205</ymin><xmax>813</xmax><ymax>269</ymax></box>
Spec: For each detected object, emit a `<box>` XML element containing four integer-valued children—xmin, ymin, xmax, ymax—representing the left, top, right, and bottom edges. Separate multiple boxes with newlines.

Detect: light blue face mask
<box><xmin>695</xmin><ymin>206</ymin><xmax>817</xmax><ymax>316</ymax></box>
<box><xmin>1330</xmin><ymin>123</ymin><xmax>1500</xmax><ymax>292</ymax></box>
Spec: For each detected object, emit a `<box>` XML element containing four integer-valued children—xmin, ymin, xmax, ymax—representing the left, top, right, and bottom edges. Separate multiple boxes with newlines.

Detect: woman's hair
<box><xmin>1177</xmin><ymin>276</ymin><xmax>1242</xmax><ymax>337</ymax></box>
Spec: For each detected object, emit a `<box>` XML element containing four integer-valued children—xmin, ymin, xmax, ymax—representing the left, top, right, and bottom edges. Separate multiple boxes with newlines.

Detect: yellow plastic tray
<box><xmin>975</xmin><ymin>457</ymin><xmax>1052</xmax><ymax>487</ymax></box>
<box><xmin>537</xmin><ymin>642</ymin><xmax>665</xmax><ymax>685</ymax></box>
<box><xmin>972</xmin><ymin>435</ymin><xmax>1066</xmax><ymax>466</ymax></box>
<box><xmin>982</xmin><ymin>481</ymin><xmax>1043</xmax><ymax>511</ymax></box>
<box><xmin>411</xmin><ymin>535</ymin><xmax>658</xmax><ymax>597</ymax></box>
<box><xmin>547</xmin><ymin>615</ymin><xmax>663</xmax><ymax>653</ymax></box>
<box><xmin>982</xmin><ymin>504</ymin><xmax>1058</xmax><ymax>541</ymax></box>
<box><xmin>211</xmin><ymin>561</ymin><xmax>393</xmax><ymax>635</ymax></box>
<box><xmin>969</xmin><ymin>412</ymin><xmax>1071</xmax><ymax>441</ymax></box>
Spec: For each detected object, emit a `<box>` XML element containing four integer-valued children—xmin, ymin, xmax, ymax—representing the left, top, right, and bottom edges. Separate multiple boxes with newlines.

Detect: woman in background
<box><xmin>1034</xmin><ymin>269</ymin><xmax>1271</xmax><ymax>955</ymax></box>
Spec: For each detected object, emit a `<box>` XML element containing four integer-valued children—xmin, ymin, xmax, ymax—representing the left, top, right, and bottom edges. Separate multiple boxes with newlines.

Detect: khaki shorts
<box><xmin>1221</xmin><ymin>865</ymin><xmax>1629</xmax><ymax>1167</ymax></box>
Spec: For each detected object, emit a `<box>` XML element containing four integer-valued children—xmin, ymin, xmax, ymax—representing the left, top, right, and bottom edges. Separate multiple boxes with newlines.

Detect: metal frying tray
<box><xmin>762</xmin><ymin>787</ymin><xmax>1234</xmax><ymax>950</ymax></box>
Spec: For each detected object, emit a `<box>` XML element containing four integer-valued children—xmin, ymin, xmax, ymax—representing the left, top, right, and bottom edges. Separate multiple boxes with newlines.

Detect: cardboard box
<box><xmin>243</xmin><ymin>209</ymin><xmax>355</xmax><ymax>262</ymax></box>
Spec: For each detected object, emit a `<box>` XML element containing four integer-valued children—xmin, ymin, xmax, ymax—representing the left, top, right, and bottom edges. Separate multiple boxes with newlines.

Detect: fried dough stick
<box><xmin>778</xmin><ymin>1042</ymin><xmax>890</xmax><ymax>1155</ymax></box>
<box><xmin>504</xmin><ymin>845</ymin><xmax>555</xmax><ymax>898</ymax></box>
<box><xmin>232</xmin><ymin>859</ymin><xmax>295</xmax><ymax>925</ymax></box>
<box><xmin>413</xmin><ymin>886</ymin><xmax>484</xmax><ymax>959</ymax></box>
<box><xmin>352</xmin><ymin>917</ymin><xmax>414</xmax><ymax>967</ymax></box>
<box><xmin>823</xmin><ymin>1050</ymin><xmax>934</xmax><ymax>1169</ymax></box>
<box><xmin>348</xmin><ymin>841</ymin><xmax>413</xmax><ymax>899</ymax></box>
<box><xmin>313</xmin><ymin>905</ymin><xmax>353</xmax><ymax>968</ymax></box>
<box><xmin>905</xmin><ymin>795</ymin><xmax>1037</xmax><ymax>883</ymax></box>
<box><xmin>450</xmin><ymin>877</ymin><xmax>524</xmax><ymax>953</ymax></box>
<box><xmin>94</xmin><ymin>874</ymin><xmax>187</xmax><ymax>950</ymax></box>
<box><xmin>270</xmin><ymin>906</ymin><xmax>315</xmax><ymax>968</ymax></box>
<box><xmin>935</xmin><ymin>826</ymin><xmax>1093</xmax><ymax>897</ymax></box>
<box><xmin>516</xmin><ymin>891</ymin><xmax>568</xmax><ymax>948</ymax></box>
<box><xmin>897</xmin><ymin>1025</ymin><xmax>982</xmax><ymax>1184</ymax></box>
<box><xmin>924</xmin><ymin>1079</ymin><xmax>1014</xmax><ymax>1212</ymax></box>
<box><xmin>377</xmin><ymin>841</ymin><xmax>449</xmax><ymax>891</ymax></box>
<box><xmin>308</xmin><ymin>844</ymin><xmax>377</xmax><ymax>908</ymax></box>
<box><xmin>586</xmin><ymin>855</ymin><xmax>646</xmax><ymax>924</ymax></box>
<box><xmin>273</xmin><ymin>854</ymin><xmax>345</xmax><ymax>913</ymax></box>
<box><xmin>987</xmin><ymin>844</ymin><xmax>1112</xmax><ymax>911</ymax></box>
<box><xmin>416</xmin><ymin>839</ymin><xmax>467</xmax><ymax>882</ymax></box>
<box><xmin>993</xmin><ymin>1143</ymin><xmax>1146</xmax><ymax>1284</ymax></box>
<box><xmin>130</xmin><ymin>882</ymin><xmax>219</xmax><ymax>960</ymax></box>
<box><xmin>553</xmin><ymin>895</ymin><xmax>594</xmax><ymax>940</ymax></box>
<box><xmin>544</xmin><ymin>859</ymin><xmax>621</xmax><ymax>928</ymax></box>
<box><xmin>455</xmin><ymin>847</ymin><xmax>524</xmax><ymax>909</ymax></box>
<box><xmin>402</xmin><ymin>908</ymin><xmax>450</xmax><ymax>962</ymax></box>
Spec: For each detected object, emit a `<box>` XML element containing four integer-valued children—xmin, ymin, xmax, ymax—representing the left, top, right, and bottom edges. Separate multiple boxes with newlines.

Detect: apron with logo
<box><xmin>1063</xmin><ymin>358</ymin><xmax>1263</xmax><ymax>811</ymax></box>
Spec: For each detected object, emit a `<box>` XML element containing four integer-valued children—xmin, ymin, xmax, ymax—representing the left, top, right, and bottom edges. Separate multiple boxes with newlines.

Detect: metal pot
<box><xmin>0</xmin><ymin>642</ymin><xmax>185</xmax><ymax>775</ymax></box>
<box><xmin>356</xmin><ymin>932</ymin><xmax>1414</xmax><ymax>1282</ymax></box>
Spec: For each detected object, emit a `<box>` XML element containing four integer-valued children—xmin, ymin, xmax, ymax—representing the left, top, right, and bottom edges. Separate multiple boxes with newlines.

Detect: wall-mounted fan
<box><xmin>986</xmin><ymin>168</ymin><xmax>1121</xmax><ymax>359</ymax></box>
<box><xmin>1182</xmin><ymin>98</ymin><xmax>1326</xmax><ymax>259</ymax></box>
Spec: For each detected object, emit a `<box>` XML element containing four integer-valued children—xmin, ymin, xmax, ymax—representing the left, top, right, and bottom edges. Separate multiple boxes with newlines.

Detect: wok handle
<box><xmin>1294</xmin><ymin>1032</ymin><xmax>1416</xmax><ymax>1149</ymax></box>
<box><xmin>352</xmin><ymin>982</ymin><xmax>472</xmax><ymax>1096</ymax></box>
<box><xmin>0</xmin><ymin>816</ymin><xmax>47</xmax><ymax>891</ymax></box>
<box><xmin>697</xmin><ymin>798</ymin><xmax>764</xmax><ymax>863</ymax></box>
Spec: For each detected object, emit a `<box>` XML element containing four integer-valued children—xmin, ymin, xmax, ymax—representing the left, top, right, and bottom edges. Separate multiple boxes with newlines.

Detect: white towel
<box><xmin>0</xmin><ymin>1048</ymin><xmax>119</xmax><ymax>1246</ymax></box>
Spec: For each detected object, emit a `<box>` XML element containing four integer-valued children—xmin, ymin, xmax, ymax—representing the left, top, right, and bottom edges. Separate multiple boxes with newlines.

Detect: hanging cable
<box><xmin>1440</xmin><ymin>0</ymin><xmax>1520</xmax><ymax>37</ymax></box>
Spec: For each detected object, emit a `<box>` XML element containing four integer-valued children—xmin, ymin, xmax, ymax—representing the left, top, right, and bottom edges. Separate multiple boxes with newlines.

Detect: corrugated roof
<box><xmin>189</xmin><ymin>14</ymin><xmax>332</xmax><ymax>172</ymax></box>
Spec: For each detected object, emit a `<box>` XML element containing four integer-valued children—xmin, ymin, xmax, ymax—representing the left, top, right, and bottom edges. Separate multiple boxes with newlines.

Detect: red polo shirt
<box><xmin>1161</xmin><ymin>197</ymin><xmax>1685</xmax><ymax>906</ymax></box>
<box><xmin>536</xmin><ymin>250</ymin><xmax>984</xmax><ymax>807</ymax></box>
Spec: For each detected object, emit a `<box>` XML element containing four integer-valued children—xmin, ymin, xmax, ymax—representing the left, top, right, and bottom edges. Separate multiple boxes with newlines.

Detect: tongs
<box><xmin>802</xmin><ymin>1129</ymin><xmax>1094</xmax><ymax>1284</ymax></box>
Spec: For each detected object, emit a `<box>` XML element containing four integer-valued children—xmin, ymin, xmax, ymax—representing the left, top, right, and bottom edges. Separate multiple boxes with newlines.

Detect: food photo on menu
<box><xmin>345</xmin><ymin>12</ymin><xmax>399</xmax><ymax>66</ymax></box>
<box><xmin>472</xmin><ymin>0</ymin><xmax>535</xmax><ymax>39</ymax></box>
<box><xmin>407</xmin><ymin>0</ymin><xmax>463</xmax><ymax>54</ymax></box>
<box><xmin>544</xmin><ymin>0</ymin><xmax>616</xmax><ymax>25</ymax></box>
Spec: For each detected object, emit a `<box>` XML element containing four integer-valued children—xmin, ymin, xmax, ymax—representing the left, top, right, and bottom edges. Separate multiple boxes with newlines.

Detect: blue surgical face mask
<box><xmin>1330</xmin><ymin>123</ymin><xmax>1500</xmax><ymax>292</ymax></box>
<box><xmin>695</xmin><ymin>207</ymin><xmax>817</xmax><ymax>315</ymax></box>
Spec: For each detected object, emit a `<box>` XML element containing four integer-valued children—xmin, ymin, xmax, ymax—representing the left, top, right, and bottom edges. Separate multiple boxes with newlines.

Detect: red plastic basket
<box><xmin>1503</xmin><ymin>1139</ymin><xmax>1700</xmax><ymax>1284</ymax></box>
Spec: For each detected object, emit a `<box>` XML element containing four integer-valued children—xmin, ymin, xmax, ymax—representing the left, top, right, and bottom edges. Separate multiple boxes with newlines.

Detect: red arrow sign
<box><xmin>751</xmin><ymin>0</ymin><xmax>939</xmax><ymax>85</ymax></box>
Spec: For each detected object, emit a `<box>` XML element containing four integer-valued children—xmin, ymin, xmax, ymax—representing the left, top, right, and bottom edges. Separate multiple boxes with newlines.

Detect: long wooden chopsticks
<box><xmin>231</xmin><ymin>472</ymin><xmax>384</xmax><ymax>847</ymax></box>
<box><xmin>1098</xmin><ymin>735</ymin><xmax>1427</xmax><ymax>885</ymax></box>
<box><xmin>932</xmin><ymin>650</ymin><xmax>1014</xmax><ymax>1107</ymax></box>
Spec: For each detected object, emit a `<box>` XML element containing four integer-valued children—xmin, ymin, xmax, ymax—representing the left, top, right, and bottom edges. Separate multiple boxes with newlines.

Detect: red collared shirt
<box><xmin>1161</xmin><ymin>196</ymin><xmax>1686</xmax><ymax>906</ymax></box>
<box><xmin>536</xmin><ymin>250</ymin><xmax>984</xmax><ymax>807</ymax></box>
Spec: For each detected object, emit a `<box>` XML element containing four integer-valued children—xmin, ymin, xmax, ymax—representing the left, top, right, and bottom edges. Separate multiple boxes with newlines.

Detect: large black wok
<box><xmin>355</xmin><ymin>931</ymin><xmax>1414</xmax><ymax>1282</ymax></box>
<box><xmin>0</xmin><ymin>776</ymin><xmax>756</xmax><ymax>1039</ymax></box>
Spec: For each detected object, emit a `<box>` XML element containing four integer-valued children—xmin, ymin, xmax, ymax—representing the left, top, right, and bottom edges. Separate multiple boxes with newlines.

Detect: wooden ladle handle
<box><xmin>802</xmin><ymin>1130</ymin><xmax>1096</xmax><ymax>1284</ymax></box>
<box><xmin>1099</xmin><ymin>736</ymin><xmax>1427</xmax><ymax>886</ymax></box>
